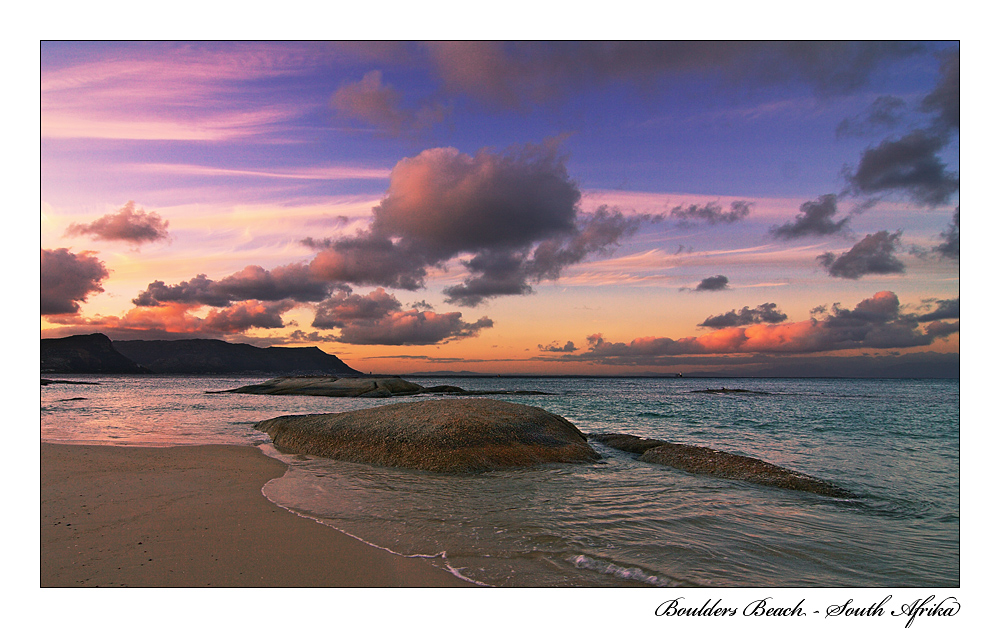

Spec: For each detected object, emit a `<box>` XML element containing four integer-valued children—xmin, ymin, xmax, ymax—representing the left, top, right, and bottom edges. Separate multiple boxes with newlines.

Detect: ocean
<box><xmin>40</xmin><ymin>375</ymin><xmax>959</xmax><ymax>588</ymax></box>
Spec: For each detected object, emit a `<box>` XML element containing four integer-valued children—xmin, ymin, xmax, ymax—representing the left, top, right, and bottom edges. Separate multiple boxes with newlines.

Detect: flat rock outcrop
<box><xmin>216</xmin><ymin>376</ymin><xmax>551</xmax><ymax>397</ymax></box>
<box><xmin>254</xmin><ymin>399</ymin><xmax>601</xmax><ymax>473</ymax></box>
<box><xmin>219</xmin><ymin>376</ymin><xmax>424</xmax><ymax>398</ymax></box>
<box><xmin>591</xmin><ymin>433</ymin><xmax>855</xmax><ymax>498</ymax></box>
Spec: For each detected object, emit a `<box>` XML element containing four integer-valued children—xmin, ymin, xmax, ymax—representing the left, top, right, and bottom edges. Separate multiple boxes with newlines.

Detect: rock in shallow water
<box><xmin>218</xmin><ymin>376</ymin><xmax>424</xmax><ymax>397</ymax></box>
<box><xmin>590</xmin><ymin>433</ymin><xmax>856</xmax><ymax>498</ymax></box>
<box><xmin>254</xmin><ymin>399</ymin><xmax>601</xmax><ymax>473</ymax></box>
<box><xmin>215</xmin><ymin>376</ymin><xmax>552</xmax><ymax>397</ymax></box>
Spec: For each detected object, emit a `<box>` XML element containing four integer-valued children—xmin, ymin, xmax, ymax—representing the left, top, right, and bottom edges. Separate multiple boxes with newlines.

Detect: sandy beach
<box><xmin>40</xmin><ymin>442</ymin><xmax>471</xmax><ymax>587</ymax></box>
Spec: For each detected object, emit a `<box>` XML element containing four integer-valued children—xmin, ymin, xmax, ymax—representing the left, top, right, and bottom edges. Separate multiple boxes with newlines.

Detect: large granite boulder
<box><xmin>254</xmin><ymin>399</ymin><xmax>601</xmax><ymax>473</ymax></box>
<box><xmin>591</xmin><ymin>433</ymin><xmax>855</xmax><ymax>498</ymax></box>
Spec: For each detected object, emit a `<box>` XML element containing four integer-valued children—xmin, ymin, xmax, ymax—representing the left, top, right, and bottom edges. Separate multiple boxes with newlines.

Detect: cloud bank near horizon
<box><xmin>544</xmin><ymin>291</ymin><xmax>959</xmax><ymax>368</ymax></box>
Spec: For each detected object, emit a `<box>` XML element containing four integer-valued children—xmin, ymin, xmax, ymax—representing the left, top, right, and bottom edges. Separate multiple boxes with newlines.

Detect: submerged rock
<box><xmin>690</xmin><ymin>388</ymin><xmax>772</xmax><ymax>395</ymax></box>
<box><xmin>254</xmin><ymin>399</ymin><xmax>601</xmax><ymax>473</ymax></box>
<box><xmin>590</xmin><ymin>433</ymin><xmax>855</xmax><ymax>498</ymax></box>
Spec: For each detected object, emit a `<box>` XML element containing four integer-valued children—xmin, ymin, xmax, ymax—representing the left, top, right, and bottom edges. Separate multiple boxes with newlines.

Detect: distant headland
<box><xmin>41</xmin><ymin>333</ymin><xmax>361</xmax><ymax>376</ymax></box>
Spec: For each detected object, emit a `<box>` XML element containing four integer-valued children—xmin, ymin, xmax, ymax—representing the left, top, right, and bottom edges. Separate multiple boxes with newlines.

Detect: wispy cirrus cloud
<box><xmin>42</xmin><ymin>43</ymin><xmax>324</xmax><ymax>141</ymax></box>
<box><xmin>131</xmin><ymin>163</ymin><xmax>391</xmax><ymax>181</ymax></box>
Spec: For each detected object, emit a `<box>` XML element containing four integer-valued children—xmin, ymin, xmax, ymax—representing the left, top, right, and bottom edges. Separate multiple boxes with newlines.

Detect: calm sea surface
<box><xmin>40</xmin><ymin>375</ymin><xmax>959</xmax><ymax>587</ymax></box>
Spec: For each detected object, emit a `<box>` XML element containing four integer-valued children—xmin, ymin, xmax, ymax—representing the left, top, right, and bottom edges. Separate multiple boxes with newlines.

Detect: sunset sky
<box><xmin>39</xmin><ymin>41</ymin><xmax>960</xmax><ymax>376</ymax></box>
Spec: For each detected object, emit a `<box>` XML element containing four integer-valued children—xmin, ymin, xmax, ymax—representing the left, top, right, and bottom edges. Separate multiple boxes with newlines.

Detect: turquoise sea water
<box><xmin>40</xmin><ymin>375</ymin><xmax>959</xmax><ymax>587</ymax></box>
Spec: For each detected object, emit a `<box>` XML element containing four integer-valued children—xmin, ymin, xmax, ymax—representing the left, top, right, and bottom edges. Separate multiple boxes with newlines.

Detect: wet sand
<box><xmin>40</xmin><ymin>442</ymin><xmax>472</xmax><ymax>587</ymax></box>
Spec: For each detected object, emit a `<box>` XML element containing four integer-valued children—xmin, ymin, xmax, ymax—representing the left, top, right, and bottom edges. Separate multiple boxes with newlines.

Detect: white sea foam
<box><xmin>568</xmin><ymin>554</ymin><xmax>673</xmax><ymax>587</ymax></box>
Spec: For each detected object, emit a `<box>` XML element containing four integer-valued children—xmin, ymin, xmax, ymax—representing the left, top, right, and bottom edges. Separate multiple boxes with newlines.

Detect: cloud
<box><xmin>572</xmin><ymin>291</ymin><xmax>957</xmax><ymax>366</ymax></box>
<box><xmin>311</xmin><ymin>288</ymin><xmax>493</xmax><ymax>345</ymax></box>
<box><xmin>64</xmin><ymin>201</ymin><xmax>170</xmax><ymax>245</ymax></box>
<box><xmin>916</xmin><ymin>297</ymin><xmax>959</xmax><ymax>322</ymax></box>
<box><xmin>845</xmin><ymin>130</ymin><xmax>959</xmax><ymax>207</ymax></box>
<box><xmin>330</xmin><ymin>42</ymin><xmax>921</xmax><ymax>132</ymax></box>
<box><xmin>693</xmin><ymin>275</ymin><xmax>729</xmax><ymax>291</ymax></box>
<box><xmin>935</xmin><ymin>207</ymin><xmax>959</xmax><ymax>260</ymax></box>
<box><xmin>921</xmin><ymin>48</ymin><xmax>959</xmax><ymax>135</ymax></box>
<box><xmin>699</xmin><ymin>303</ymin><xmax>788</xmax><ymax>328</ymax></box>
<box><xmin>41</xmin><ymin>248</ymin><xmax>110</xmax><ymax>315</ymax></box>
<box><xmin>817</xmin><ymin>230</ymin><xmax>905</xmax><ymax>279</ymax></box>
<box><xmin>538</xmin><ymin>340</ymin><xmax>578</xmax><ymax>353</ymax></box>
<box><xmin>835</xmin><ymin>95</ymin><xmax>906</xmax><ymax>138</ymax></box>
<box><xmin>134</xmin><ymin>263</ymin><xmax>337</xmax><ymax>307</ymax></box>
<box><xmin>422</xmin><ymin>42</ymin><xmax>921</xmax><ymax>109</ymax></box>
<box><xmin>308</xmin><ymin>142</ymin><xmax>650</xmax><ymax>305</ymax></box>
<box><xmin>670</xmin><ymin>200</ymin><xmax>752</xmax><ymax>226</ymax></box>
<box><xmin>42</xmin><ymin>42</ymin><xmax>320</xmax><ymax>141</ymax></box>
<box><xmin>331</xmin><ymin>70</ymin><xmax>449</xmax><ymax>135</ymax></box>
<box><xmin>202</xmin><ymin>300</ymin><xmax>295</xmax><ymax>333</ymax></box>
<box><xmin>285</xmin><ymin>330</ymin><xmax>340</xmax><ymax>344</ymax></box>
<box><xmin>43</xmin><ymin>298</ymin><xmax>297</xmax><ymax>339</ymax></box>
<box><xmin>770</xmin><ymin>194</ymin><xmax>850</xmax><ymax>239</ymax></box>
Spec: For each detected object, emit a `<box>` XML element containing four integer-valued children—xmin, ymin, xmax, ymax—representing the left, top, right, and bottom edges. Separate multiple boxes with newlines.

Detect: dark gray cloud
<box><xmin>134</xmin><ymin>263</ymin><xmax>336</xmax><ymax>307</ymax></box>
<box><xmin>820</xmin><ymin>292</ymin><xmax>958</xmax><ymax>349</ymax></box>
<box><xmin>771</xmin><ymin>194</ymin><xmax>850</xmax><ymax>239</ymax></box>
<box><xmin>935</xmin><ymin>207</ymin><xmax>959</xmax><ymax>260</ymax></box>
<box><xmin>818</xmin><ymin>230</ymin><xmax>905</xmax><ymax>279</ymax></box>
<box><xmin>921</xmin><ymin>48</ymin><xmax>959</xmax><ymax>135</ymax></box>
<box><xmin>845</xmin><ymin>130</ymin><xmax>959</xmax><ymax>207</ymax></box>
<box><xmin>422</xmin><ymin>42</ymin><xmax>921</xmax><ymax>108</ymax></box>
<box><xmin>285</xmin><ymin>330</ymin><xmax>340</xmax><ymax>344</ymax></box>
<box><xmin>64</xmin><ymin>201</ymin><xmax>169</xmax><ymax>245</ymax></box>
<box><xmin>835</xmin><ymin>95</ymin><xmax>907</xmax><ymax>138</ymax></box>
<box><xmin>538</xmin><ymin>340</ymin><xmax>578</xmax><ymax>353</ymax></box>
<box><xmin>826</xmin><ymin>290</ymin><xmax>901</xmax><ymax>326</ymax></box>
<box><xmin>331</xmin><ymin>70</ymin><xmax>449</xmax><ymax>136</ymax></box>
<box><xmin>699</xmin><ymin>303</ymin><xmax>788</xmax><ymax>328</ymax></box>
<box><xmin>41</xmin><ymin>248</ymin><xmax>110</xmax><ymax>315</ymax></box>
<box><xmin>442</xmin><ymin>250</ymin><xmax>534</xmax><ymax>306</ymax></box>
<box><xmin>133</xmin><ymin>274</ymin><xmax>226</xmax><ymax>307</ymax></box>
<box><xmin>444</xmin><ymin>206</ymin><xmax>650</xmax><ymax>307</ymax></box>
<box><xmin>312</xmin><ymin>288</ymin><xmax>494</xmax><ymax>345</ymax></box>
<box><xmin>693</xmin><ymin>275</ymin><xmax>729</xmax><ymax>291</ymax></box>
<box><xmin>670</xmin><ymin>200</ymin><xmax>752</xmax><ymax>226</ymax></box>
<box><xmin>333</xmin><ymin>42</ymin><xmax>922</xmax><ymax>132</ymax></box>
<box><xmin>840</xmin><ymin>47</ymin><xmax>958</xmax><ymax>212</ymax></box>
<box><xmin>309</xmin><ymin>143</ymin><xmax>650</xmax><ymax>305</ymax></box>
<box><xmin>916</xmin><ymin>297</ymin><xmax>959</xmax><ymax>322</ymax></box>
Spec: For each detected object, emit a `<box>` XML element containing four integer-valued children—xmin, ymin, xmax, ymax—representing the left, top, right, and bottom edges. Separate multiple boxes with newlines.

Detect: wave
<box><xmin>567</xmin><ymin>554</ymin><xmax>686</xmax><ymax>587</ymax></box>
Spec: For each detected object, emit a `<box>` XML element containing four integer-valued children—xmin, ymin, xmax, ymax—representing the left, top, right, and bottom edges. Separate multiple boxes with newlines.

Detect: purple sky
<box><xmin>39</xmin><ymin>40</ymin><xmax>960</xmax><ymax>376</ymax></box>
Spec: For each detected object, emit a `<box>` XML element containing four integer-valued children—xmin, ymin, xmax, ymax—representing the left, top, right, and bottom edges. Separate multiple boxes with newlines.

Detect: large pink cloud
<box><xmin>305</xmin><ymin>142</ymin><xmax>650</xmax><ymax>305</ymax></box>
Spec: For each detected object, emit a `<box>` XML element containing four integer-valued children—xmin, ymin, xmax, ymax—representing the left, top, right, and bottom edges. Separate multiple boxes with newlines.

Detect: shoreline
<box><xmin>40</xmin><ymin>442</ymin><xmax>473</xmax><ymax>587</ymax></box>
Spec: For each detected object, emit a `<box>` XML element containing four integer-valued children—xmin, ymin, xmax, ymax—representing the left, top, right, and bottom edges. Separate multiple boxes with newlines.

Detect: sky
<box><xmin>39</xmin><ymin>40</ymin><xmax>961</xmax><ymax>376</ymax></box>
